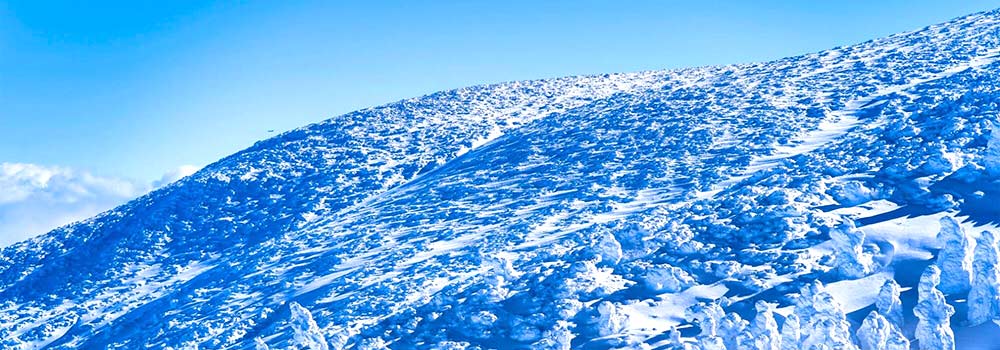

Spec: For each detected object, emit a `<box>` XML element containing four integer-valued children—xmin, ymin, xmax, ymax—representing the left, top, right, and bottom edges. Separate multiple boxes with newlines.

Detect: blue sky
<box><xmin>2</xmin><ymin>1</ymin><xmax>999</xmax><ymax>182</ymax></box>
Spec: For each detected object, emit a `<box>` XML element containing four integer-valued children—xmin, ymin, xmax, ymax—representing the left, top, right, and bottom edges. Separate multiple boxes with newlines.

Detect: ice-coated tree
<box><xmin>356</xmin><ymin>337</ymin><xmax>390</xmax><ymax>350</ymax></box>
<box><xmin>914</xmin><ymin>265</ymin><xmax>955</xmax><ymax>350</ymax></box>
<box><xmin>804</xmin><ymin>294</ymin><xmax>857</xmax><ymax>350</ymax></box>
<box><xmin>289</xmin><ymin>302</ymin><xmax>331</xmax><ymax>350</ymax></box>
<box><xmin>968</xmin><ymin>229</ymin><xmax>1000</xmax><ymax>326</ymax></box>
<box><xmin>829</xmin><ymin>222</ymin><xmax>873</xmax><ymax>278</ymax></box>
<box><xmin>531</xmin><ymin>321</ymin><xmax>574</xmax><ymax>350</ymax></box>
<box><xmin>695</xmin><ymin>336</ymin><xmax>725</xmax><ymax>350</ymax></box>
<box><xmin>664</xmin><ymin>326</ymin><xmax>700</xmax><ymax>350</ymax></box>
<box><xmin>986</xmin><ymin>119</ymin><xmax>1000</xmax><ymax>177</ymax></box>
<box><xmin>687</xmin><ymin>302</ymin><xmax>725</xmax><ymax>337</ymax></box>
<box><xmin>327</xmin><ymin>329</ymin><xmax>351</xmax><ymax>350</ymax></box>
<box><xmin>779</xmin><ymin>313</ymin><xmax>800</xmax><ymax>350</ymax></box>
<box><xmin>934</xmin><ymin>216</ymin><xmax>972</xmax><ymax>295</ymax></box>
<box><xmin>593</xmin><ymin>230</ymin><xmax>623</xmax><ymax>266</ymax></box>
<box><xmin>884</xmin><ymin>336</ymin><xmax>910</xmax><ymax>350</ymax></box>
<box><xmin>874</xmin><ymin>279</ymin><xmax>904</xmax><ymax>328</ymax></box>
<box><xmin>643</xmin><ymin>263</ymin><xmax>695</xmax><ymax>293</ymax></box>
<box><xmin>718</xmin><ymin>313</ymin><xmax>747</xmax><ymax>350</ymax></box>
<box><xmin>794</xmin><ymin>283</ymin><xmax>856</xmax><ymax>350</ymax></box>
<box><xmin>669</xmin><ymin>326</ymin><xmax>682</xmax><ymax>345</ymax></box>
<box><xmin>737</xmin><ymin>301</ymin><xmax>781</xmax><ymax>350</ymax></box>
<box><xmin>792</xmin><ymin>282</ymin><xmax>824</xmax><ymax>325</ymax></box>
<box><xmin>596</xmin><ymin>301</ymin><xmax>629</xmax><ymax>337</ymax></box>
<box><xmin>856</xmin><ymin>311</ymin><xmax>908</xmax><ymax>350</ymax></box>
<box><xmin>254</xmin><ymin>337</ymin><xmax>270</xmax><ymax>350</ymax></box>
<box><xmin>801</xmin><ymin>318</ymin><xmax>856</xmax><ymax>350</ymax></box>
<box><xmin>686</xmin><ymin>302</ymin><xmax>726</xmax><ymax>349</ymax></box>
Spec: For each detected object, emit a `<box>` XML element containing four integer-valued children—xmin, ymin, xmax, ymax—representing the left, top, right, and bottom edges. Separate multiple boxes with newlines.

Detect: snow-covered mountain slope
<box><xmin>3</xmin><ymin>8</ymin><xmax>1000</xmax><ymax>350</ymax></box>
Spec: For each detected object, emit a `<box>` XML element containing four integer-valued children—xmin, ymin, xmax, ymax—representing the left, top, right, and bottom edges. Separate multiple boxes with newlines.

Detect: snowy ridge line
<box><xmin>455</xmin><ymin>72</ymin><xmax>673</xmax><ymax>157</ymax></box>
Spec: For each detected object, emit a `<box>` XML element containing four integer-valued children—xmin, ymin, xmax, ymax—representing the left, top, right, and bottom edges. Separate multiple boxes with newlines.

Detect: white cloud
<box><xmin>152</xmin><ymin>164</ymin><xmax>201</xmax><ymax>188</ymax></box>
<box><xmin>0</xmin><ymin>163</ymin><xmax>200</xmax><ymax>247</ymax></box>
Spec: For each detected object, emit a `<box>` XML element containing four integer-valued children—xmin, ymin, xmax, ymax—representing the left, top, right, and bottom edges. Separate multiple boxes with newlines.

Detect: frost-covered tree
<box><xmin>830</xmin><ymin>223</ymin><xmax>873</xmax><ymax>278</ymax></box>
<box><xmin>663</xmin><ymin>326</ymin><xmax>700</xmax><ymax>350</ymax></box>
<box><xmin>934</xmin><ymin>216</ymin><xmax>972</xmax><ymax>295</ymax></box>
<box><xmin>254</xmin><ymin>337</ymin><xmax>270</xmax><ymax>350</ymax></box>
<box><xmin>593</xmin><ymin>231</ymin><xmax>623</xmax><ymax>266</ymax></box>
<box><xmin>801</xmin><ymin>319</ymin><xmax>855</xmax><ymax>350</ymax></box>
<box><xmin>718</xmin><ymin>313</ymin><xmax>747</xmax><ymax>350</ymax></box>
<box><xmin>686</xmin><ymin>302</ymin><xmax>726</xmax><ymax>349</ymax></box>
<box><xmin>779</xmin><ymin>313</ymin><xmax>800</xmax><ymax>350</ymax></box>
<box><xmin>643</xmin><ymin>263</ymin><xmax>696</xmax><ymax>293</ymax></box>
<box><xmin>737</xmin><ymin>301</ymin><xmax>781</xmax><ymax>350</ymax></box>
<box><xmin>687</xmin><ymin>302</ymin><xmax>725</xmax><ymax>337</ymax></box>
<box><xmin>669</xmin><ymin>326</ymin><xmax>682</xmax><ymax>345</ymax></box>
<box><xmin>914</xmin><ymin>266</ymin><xmax>955</xmax><ymax>350</ymax></box>
<box><xmin>856</xmin><ymin>311</ymin><xmax>908</xmax><ymax>350</ymax></box>
<box><xmin>433</xmin><ymin>341</ymin><xmax>472</xmax><ymax>350</ymax></box>
<box><xmin>327</xmin><ymin>329</ymin><xmax>350</xmax><ymax>350</ymax></box>
<box><xmin>695</xmin><ymin>336</ymin><xmax>725</xmax><ymax>350</ymax></box>
<box><xmin>802</xmin><ymin>296</ymin><xmax>856</xmax><ymax>350</ymax></box>
<box><xmin>792</xmin><ymin>283</ymin><xmax>856</xmax><ymax>350</ymax></box>
<box><xmin>289</xmin><ymin>302</ymin><xmax>330</xmax><ymax>350</ymax></box>
<box><xmin>356</xmin><ymin>337</ymin><xmax>389</xmax><ymax>350</ymax></box>
<box><xmin>986</xmin><ymin>119</ymin><xmax>1000</xmax><ymax>177</ymax></box>
<box><xmin>827</xmin><ymin>181</ymin><xmax>885</xmax><ymax>206</ymax></box>
<box><xmin>792</xmin><ymin>282</ymin><xmax>823</xmax><ymax>325</ymax></box>
<box><xmin>874</xmin><ymin>279</ymin><xmax>904</xmax><ymax>328</ymax></box>
<box><xmin>596</xmin><ymin>301</ymin><xmax>628</xmax><ymax>337</ymax></box>
<box><xmin>920</xmin><ymin>145</ymin><xmax>963</xmax><ymax>174</ymax></box>
<box><xmin>968</xmin><ymin>229</ymin><xmax>1000</xmax><ymax>326</ymax></box>
<box><xmin>531</xmin><ymin>321</ymin><xmax>574</xmax><ymax>350</ymax></box>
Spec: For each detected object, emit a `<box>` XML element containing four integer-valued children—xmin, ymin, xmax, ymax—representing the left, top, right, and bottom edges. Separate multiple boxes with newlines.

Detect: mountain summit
<box><xmin>3</xmin><ymin>8</ymin><xmax>1000</xmax><ymax>350</ymax></box>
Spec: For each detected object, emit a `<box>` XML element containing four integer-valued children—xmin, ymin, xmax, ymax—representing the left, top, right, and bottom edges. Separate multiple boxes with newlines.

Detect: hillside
<box><xmin>2</xmin><ymin>8</ymin><xmax>1000</xmax><ymax>350</ymax></box>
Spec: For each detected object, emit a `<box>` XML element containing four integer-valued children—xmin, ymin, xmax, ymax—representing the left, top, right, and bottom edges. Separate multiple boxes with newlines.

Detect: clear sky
<box><xmin>2</xmin><ymin>0</ymin><xmax>1000</xmax><ymax>183</ymax></box>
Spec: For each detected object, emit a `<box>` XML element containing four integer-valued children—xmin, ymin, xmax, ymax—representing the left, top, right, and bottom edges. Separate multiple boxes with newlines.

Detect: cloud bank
<box><xmin>0</xmin><ymin>163</ymin><xmax>198</xmax><ymax>247</ymax></box>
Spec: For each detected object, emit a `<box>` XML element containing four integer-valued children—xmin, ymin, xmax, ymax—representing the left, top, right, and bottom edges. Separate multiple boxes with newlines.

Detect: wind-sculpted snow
<box><xmin>3</xmin><ymin>7</ymin><xmax>1000</xmax><ymax>350</ymax></box>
